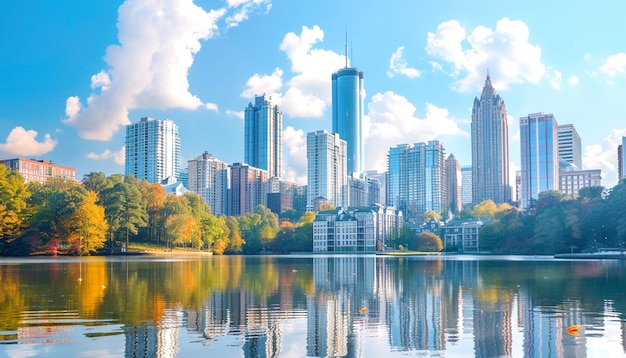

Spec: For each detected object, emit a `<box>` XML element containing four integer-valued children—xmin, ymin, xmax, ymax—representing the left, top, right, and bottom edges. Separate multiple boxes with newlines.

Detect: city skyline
<box><xmin>2</xmin><ymin>0</ymin><xmax>626</xmax><ymax>190</ymax></box>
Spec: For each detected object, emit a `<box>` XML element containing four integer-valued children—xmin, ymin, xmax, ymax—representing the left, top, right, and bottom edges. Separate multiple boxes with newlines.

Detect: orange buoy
<box><xmin>566</xmin><ymin>325</ymin><xmax>583</xmax><ymax>337</ymax></box>
<box><xmin>359</xmin><ymin>307</ymin><xmax>368</xmax><ymax>314</ymax></box>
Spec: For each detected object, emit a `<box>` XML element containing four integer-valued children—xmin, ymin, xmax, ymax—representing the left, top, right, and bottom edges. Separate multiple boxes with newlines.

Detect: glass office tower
<box><xmin>520</xmin><ymin>113</ymin><xmax>559</xmax><ymax>209</ymax></box>
<box><xmin>244</xmin><ymin>94</ymin><xmax>282</xmax><ymax>178</ymax></box>
<box><xmin>332</xmin><ymin>67</ymin><xmax>364</xmax><ymax>176</ymax></box>
<box><xmin>471</xmin><ymin>74</ymin><xmax>510</xmax><ymax>205</ymax></box>
<box><xmin>125</xmin><ymin>116</ymin><xmax>180</xmax><ymax>184</ymax></box>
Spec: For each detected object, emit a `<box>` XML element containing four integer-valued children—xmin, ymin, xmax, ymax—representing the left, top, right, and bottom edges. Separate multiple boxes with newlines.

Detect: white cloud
<box><xmin>87</xmin><ymin>147</ymin><xmax>125</xmax><ymax>166</ymax></box>
<box><xmin>363</xmin><ymin>91</ymin><xmax>468</xmax><ymax>172</ymax></box>
<box><xmin>583</xmin><ymin>129</ymin><xmax>626</xmax><ymax>188</ymax></box>
<box><xmin>226</xmin><ymin>110</ymin><xmax>244</xmax><ymax>120</ymax></box>
<box><xmin>241</xmin><ymin>25</ymin><xmax>345</xmax><ymax>118</ymax></box>
<box><xmin>205</xmin><ymin>103</ymin><xmax>219</xmax><ymax>112</ymax></box>
<box><xmin>568</xmin><ymin>75</ymin><xmax>580</xmax><ymax>85</ymax></box>
<box><xmin>549</xmin><ymin>70</ymin><xmax>562</xmax><ymax>89</ymax></box>
<box><xmin>425</xmin><ymin>18</ymin><xmax>546</xmax><ymax>92</ymax></box>
<box><xmin>601</xmin><ymin>53</ymin><xmax>626</xmax><ymax>77</ymax></box>
<box><xmin>282</xmin><ymin>126</ymin><xmax>307</xmax><ymax>184</ymax></box>
<box><xmin>63</xmin><ymin>0</ymin><xmax>268</xmax><ymax>141</ymax></box>
<box><xmin>387</xmin><ymin>46</ymin><xmax>421</xmax><ymax>79</ymax></box>
<box><xmin>0</xmin><ymin>127</ymin><xmax>57</xmax><ymax>156</ymax></box>
<box><xmin>225</xmin><ymin>0</ymin><xmax>271</xmax><ymax>28</ymax></box>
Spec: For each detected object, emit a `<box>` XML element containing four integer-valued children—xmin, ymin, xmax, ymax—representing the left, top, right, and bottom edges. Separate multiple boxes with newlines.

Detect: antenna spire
<box><xmin>345</xmin><ymin>27</ymin><xmax>348</xmax><ymax>68</ymax></box>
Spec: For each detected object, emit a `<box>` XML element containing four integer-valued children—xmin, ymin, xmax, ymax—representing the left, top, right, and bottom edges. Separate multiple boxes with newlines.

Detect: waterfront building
<box><xmin>228</xmin><ymin>162</ymin><xmax>267</xmax><ymax>216</ymax></box>
<box><xmin>125</xmin><ymin>116</ymin><xmax>180</xmax><ymax>184</ymax></box>
<box><xmin>0</xmin><ymin>158</ymin><xmax>76</xmax><ymax>184</ymax></box>
<box><xmin>332</xmin><ymin>63</ymin><xmax>364</xmax><ymax>175</ymax></box>
<box><xmin>520</xmin><ymin>112</ymin><xmax>559</xmax><ymax>209</ymax></box>
<box><xmin>441</xmin><ymin>220</ymin><xmax>483</xmax><ymax>252</ymax></box>
<box><xmin>244</xmin><ymin>94</ymin><xmax>282</xmax><ymax>178</ymax></box>
<box><xmin>187</xmin><ymin>151</ymin><xmax>229</xmax><ymax>216</ymax></box>
<box><xmin>445</xmin><ymin>154</ymin><xmax>462</xmax><ymax>214</ymax></box>
<box><xmin>461</xmin><ymin>166</ymin><xmax>472</xmax><ymax>207</ymax></box>
<box><xmin>471</xmin><ymin>74</ymin><xmax>510</xmax><ymax>205</ymax></box>
<box><xmin>387</xmin><ymin>140</ymin><xmax>445</xmax><ymax>222</ymax></box>
<box><xmin>306</xmin><ymin>130</ymin><xmax>348</xmax><ymax>210</ymax></box>
<box><xmin>557</xmin><ymin>124</ymin><xmax>582</xmax><ymax>169</ymax></box>
<box><xmin>312</xmin><ymin>207</ymin><xmax>376</xmax><ymax>252</ymax></box>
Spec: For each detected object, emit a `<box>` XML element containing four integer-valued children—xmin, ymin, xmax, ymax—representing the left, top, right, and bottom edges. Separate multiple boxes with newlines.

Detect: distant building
<box><xmin>0</xmin><ymin>158</ymin><xmax>76</xmax><ymax>184</ymax></box>
<box><xmin>520</xmin><ymin>113</ymin><xmax>559</xmax><ymax>209</ymax></box>
<box><xmin>187</xmin><ymin>151</ymin><xmax>229</xmax><ymax>216</ymax></box>
<box><xmin>445</xmin><ymin>154</ymin><xmax>462</xmax><ymax>214</ymax></box>
<box><xmin>619</xmin><ymin>136</ymin><xmax>626</xmax><ymax>183</ymax></box>
<box><xmin>461</xmin><ymin>166</ymin><xmax>472</xmax><ymax>207</ymax></box>
<box><xmin>441</xmin><ymin>220</ymin><xmax>483</xmax><ymax>252</ymax></box>
<box><xmin>332</xmin><ymin>64</ymin><xmax>364</xmax><ymax>176</ymax></box>
<box><xmin>472</xmin><ymin>74</ymin><xmax>510</xmax><ymax>205</ymax></box>
<box><xmin>228</xmin><ymin>162</ymin><xmax>267</xmax><ymax>216</ymax></box>
<box><xmin>306</xmin><ymin>130</ymin><xmax>348</xmax><ymax>210</ymax></box>
<box><xmin>559</xmin><ymin>167</ymin><xmax>602</xmax><ymax>197</ymax></box>
<box><xmin>557</xmin><ymin>124</ymin><xmax>582</xmax><ymax>169</ymax></box>
<box><xmin>313</xmin><ymin>206</ymin><xmax>401</xmax><ymax>253</ymax></box>
<box><xmin>244</xmin><ymin>94</ymin><xmax>282</xmax><ymax>178</ymax></box>
<box><xmin>364</xmin><ymin>170</ymin><xmax>386</xmax><ymax>205</ymax></box>
<box><xmin>267</xmin><ymin>192</ymin><xmax>293</xmax><ymax>216</ymax></box>
<box><xmin>161</xmin><ymin>176</ymin><xmax>188</xmax><ymax>196</ymax></box>
<box><xmin>125</xmin><ymin>116</ymin><xmax>180</xmax><ymax>184</ymax></box>
<box><xmin>348</xmin><ymin>174</ymin><xmax>380</xmax><ymax>207</ymax></box>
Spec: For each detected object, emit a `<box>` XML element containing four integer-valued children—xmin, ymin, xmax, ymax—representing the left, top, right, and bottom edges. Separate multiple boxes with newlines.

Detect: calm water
<box><xmin>0</xmin><ymin>255</ymin><xmax>625</xmax><ymax>358</ymax></box>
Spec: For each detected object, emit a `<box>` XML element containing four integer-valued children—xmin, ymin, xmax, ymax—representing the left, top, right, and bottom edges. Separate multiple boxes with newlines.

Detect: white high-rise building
<box><xmin>125</xmin><ymin>117</ymin><xmax>180</xmax><ymax>184</ymax></box>
<box><xmin>187</xmin><ymin>152</ymin><xmax>229</xmax><ymax>216</ymax></box>
<box><xmin>461</xmin><ymin>166</ymin><xmax>472</xmax><ymax>207</ymax></box>
<box><xmin>307</xmin><ymin>130</ymin><xmax>348</xmax><ymax>210</ymax></box>
<box><xmin>244</xmin><ymin>94</ymin><xmax>282</xmax><ymax>178</ymax></box>
<box><xmin>557</xmin><ymin>124</ymin><xmax>582</xmax><ymax>169</ymax></box>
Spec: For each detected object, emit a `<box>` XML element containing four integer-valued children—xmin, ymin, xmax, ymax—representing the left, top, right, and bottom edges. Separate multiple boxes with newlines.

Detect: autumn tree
<box><xmin>0</xmin><ymin>165</ymin><xmax>30</xmax><ymax>254</ymax></box>
<box><xmin>64</xmin><ymin>191</ymin><xmax>108</xmax><ymax>255</ymax></box>
<box><xmin>415</xmin><ymin>231</ymin><xmax>443</xmax><ymax>252</ymax></box>
<box><xmin>423</xmin><ymin>210</ymin><xmax>442</xmax><ymax>222</ymax></box>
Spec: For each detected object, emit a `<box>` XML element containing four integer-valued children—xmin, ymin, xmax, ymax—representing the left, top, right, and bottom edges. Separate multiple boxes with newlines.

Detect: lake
<box><xmin>0</xmin><ymin>255</ymin><xmax>625</xmax><ymax>357</ymax></box>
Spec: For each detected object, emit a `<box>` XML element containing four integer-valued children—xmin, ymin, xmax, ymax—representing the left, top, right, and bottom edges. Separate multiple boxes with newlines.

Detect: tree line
<box><xmin>0</xmin><ymin>167</ymin><xmax>313</xmax><ymax>256</ymax></box>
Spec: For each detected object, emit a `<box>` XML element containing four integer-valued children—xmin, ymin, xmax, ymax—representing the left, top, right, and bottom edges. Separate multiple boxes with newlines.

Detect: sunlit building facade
<box><xmin>471</xmin><ymin>74</ymin><xmax>510</xmax><ymax>205</ymax></box>
<box><xmin>228</xmin><ymin>162</ymin><xmax>268</xmax><ymax>216</ymax></box>
<box><xmin>332</xmin><ymin>67</ymin><xmax>364</xmax><ymax>175</ymax></box>
<box><xmin>244</xmin><ymin>94</ymin><xmax>282</xmax><ymax>178</ymax></box>
<box><xmin>0</xmin><ymin>158</ymin><xmax>76</xmax><ymax>184</ymax></box>
<box><xmin>557</xmin><ymin>124</ymin><xmax>582</xmax><ymax>169</ymax></box>
<box><xmin>187</xmin><ymin>151</ymin><xmax>229</xmax><ymax>216</ymax></box>
<box><xmin>520</xmin><ymin>112</ymin><xmax>559</xmax><ymax>209</ymax></box>
<box><xmin>125</xmin><ymin>116</ymin><xmax>180</xmax><ymax>184</ymax></box>
<box><xmin>306</xmin><ymin>130</ymin><xmax>348</xmax><ymax>210</ymax></box>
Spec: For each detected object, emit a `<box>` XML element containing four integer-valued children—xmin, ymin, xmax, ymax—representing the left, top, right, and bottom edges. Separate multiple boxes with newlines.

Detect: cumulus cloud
<box><xmin>363</xmin><ymin>91</ymin><xmax>468</xmax><ymax>172</ymax></box>
<box><xmin>387</xmin><ymin>46</ymin><xmax>421</xmax><ymax>78</ymax></box>
<box><xmin>63</xmin><ymin>0</ymin><xmax>269</xmax><ymax>141</ymax></box>
<box><xmin>205</xmin><ymin>103</ymin><xmax>219</xmax><ymax>112</ymax></box>
<box><xmin>226</xmin><ymin>110</ymin><xmax>244</xmax><ymax>120</ymax></box>
<box><xmin>225</xmin><ymin>0</ymin><xmax>271</xmax><ymax>28</ymax></box>
<box><xmin>425</xmin><ymin>18</ymin><xmax>546</xmax><ymax>92</ymax></box>
<box><xmin>568</xmin><ymin>75</ymin><xmax>580</xmax><ymax>85</ymax></box>
<box><xmin>601</xmin><ymin>53</ymin><xmax>626</xmax><ymax>77</ymax></box>
<box><xmin>549</xmin><ymin>70</ymin><xmax>562</xmax><ymax>89</ymax></box>
<box><xmin>241</xmin><ymin>25</ymin><xmax>345</xmax><ymax>118</ymax></box>
<box><xmin>583</xmin><ymin>129</ymin><xmax>626</xmax><ymax>188</ymax></box>
<box><xmin>87</xmin><ymin>146</ymin><xmax>126</xmax><ymax>166</ymax></box>
<box><xmin>0</xmin><ymin>127</ymin><xmax>57</xmax><ymax>156</ymax></box>
<box><xmin>282</xmin><ymin>126</ymin><xmax>307</xmax><ymax>184</ymax></box>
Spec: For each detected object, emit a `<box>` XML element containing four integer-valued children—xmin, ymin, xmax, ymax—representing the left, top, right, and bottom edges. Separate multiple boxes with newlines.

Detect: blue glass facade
<box><xmin>244</xmin><ymin>94</ymin><xmax>282</xmax><ymax>178</ymax></box>
<box><xmin>520</xmin><ymin>113</ymin><xmax>559</xmax><ymax>209</ymax></box>
<box><xmin>332</xmin><ymin>67</ymin><xmax>364</xmax><ymax>175</ymax></box>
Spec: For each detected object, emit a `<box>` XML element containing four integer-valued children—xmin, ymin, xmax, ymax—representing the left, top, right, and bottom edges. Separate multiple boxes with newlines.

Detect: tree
<box><xmin>224</xmin><ymin>216</ymin><xmax>244</xmax><ymax>253</ymax></box>
<box><xmin>102</xmin><ymin>179</ymin><xmax>147</xmax><ymax>250</ymax></box>
<box><xmin>140</xmin><ymin>183</ymin><xmax>166</xmax><ymax>244</ymax></box>
<box><xmin>472</xmin><ymin>200</ymin><xmax>497</xmax><ymax>220</ymax></box>
<box><xmin>416</xmin><ymin>231</ymin><xmax>443</xmax><ymax>252</ymax></box>
<box><xmin>0</xmin><ymin>165</ymin><xmax>30</xmax><ymax>252</ymax></box>
<box><xmin>163</xmin><ymin>195</ymin><xmax>194</xmax><ymax>248</ymax></box>
<box><xmin>64</xmin><ymin>191</ymin><xmax>108</xmax><ymax>255</ymax></box>
<box><xmin>423</xmin><ymin>210</ymin><xmax>442</xmax><ymax>222</ymax></box>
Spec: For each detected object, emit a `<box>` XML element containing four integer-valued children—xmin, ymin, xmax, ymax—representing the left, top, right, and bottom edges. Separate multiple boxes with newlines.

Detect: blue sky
<box><xmin>2</xmin><ymin>0</ymin><xmax>626</xmax><ymax>192</ymax></box>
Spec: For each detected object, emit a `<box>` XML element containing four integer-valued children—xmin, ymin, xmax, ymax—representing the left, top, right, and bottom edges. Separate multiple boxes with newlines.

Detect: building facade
<box><xmin>187</xmin><ymin>151</ymin><xmax>229</xmax><ymax>216</ymax></box>
<box><xmin>441</xmin><ymin>220</ymin><xmax>483</xmax><ymax>252</ymax></box>
<box><xmin>445</xmin><ymin>154</ymin><xmax>462</xmax><ymax>214</ymax></box>
<box><xmin>244</xmin><ymin>94</ymin><xmax>282</xmax><ymax>178</ymax></box>
<box><xmin>0</xmin><ymin>158</ymin><xmax>76</xmax><ymax>184</ymax></box>
<box><xmin>228</xmin><ymin>162</ymin><xmax>268</xmax><ymax>216</ymax></box>
<box><xmin>332</xmin><ymin>67</ymin><xmax>364</xmax><ymax>175</ymax></box>
<box><xmin>557</xmin><ymin>124</ymin><xmax>582</xmax><ymax>169</ymax></box>
<box><xmin>559</xmin><ymin>168</ymin><xmax>602</xmax><ymax>197</ymax></box>
<box><xmin>125</xmin><ymin>116</ymin><xmax>180</xmax><ymax>184</ymax></box>
<box><xmin>471</xmin><ymin>74</ymin><xmax>510</xmax><ymax>205</ymax></box>
<box><xmin>520</xmin><ymin>113</ymin><xmax>559</xmax><ymax>209</ymax></box>
<box><xmin>461</xmin><ymin>165</ymin><xmax>472</xmax><ymax>207</ymax></box>
<box><xmin>307</xmin><ymin>130</ymin><xmax>348</xmax><ymax>210</ymax></box>
<box><xmin>387</xmin><ymin>140</ymin><xmax>446</xmax><ymax>222</ymax></box>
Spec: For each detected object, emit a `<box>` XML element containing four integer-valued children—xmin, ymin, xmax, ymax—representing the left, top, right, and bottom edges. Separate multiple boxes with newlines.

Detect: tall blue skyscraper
<box><xmin>520</xmin><ymin>112</ymin><xmax>559</xmax><ymax>209</ymax></box>
<box><xmin>244</xmin><ymin>94</ymin><xmax>282</xmax><ymax>178</ymax></box>
<box><xmin>125</xmin><ymin>116</ymin><xmax>180</xmax><ymax>184</ymax></box>
<box><xmin>332</xmin><ymin>63</ymin><xmax>364</xmax><ymax>176</ymax></box>
<box><xmin>471</xmin><ymin>74</ymin><xmax>510</xmax><ymax>205</ymax></box>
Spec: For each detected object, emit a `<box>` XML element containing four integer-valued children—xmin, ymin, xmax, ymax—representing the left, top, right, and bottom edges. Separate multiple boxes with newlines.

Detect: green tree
<box><xmin>224</xmin><ymin>216</ymin><xmax>244</xmax><ymax>253</ymax></box>
<box><xmin>0</xmin><ymin>165</ymin><xmax>30</xmax><ymax>253</ymax></box>
<box><xmin>415</xmin><ymin>231</ymin><xmax>443</xmax><ymax>252</ymax></box>
<box><xmin>423</xmin><ymin>210</ymin><xmax>442</xmax><ymax>222</ymax></box>
<box><xmin>102</xmin><ymin>179</ymin><xmax>147</xmax><ymax>250</ymax></box>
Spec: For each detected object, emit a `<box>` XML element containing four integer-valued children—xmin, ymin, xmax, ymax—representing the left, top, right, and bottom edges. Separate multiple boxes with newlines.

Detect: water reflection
<box><xmin>0</xmin><ymin>256</ymin><xmax>625</xmax><ymax>357</ymax></box>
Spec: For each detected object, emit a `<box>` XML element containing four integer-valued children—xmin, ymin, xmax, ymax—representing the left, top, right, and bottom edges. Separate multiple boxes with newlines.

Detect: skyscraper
<box><xmin>520</xmin><ymin>113</ymin><xmax>559</xmax><ymax>209</ymax></box>
<box><xmin>187</xmin><ymin>151</ymin><xmax>229</xmax><ymax>216</ymax></box>
<box><xmin>471</xmin><ymin>74</ymin><xmax>510</xmax><ymax>205</ymax></box>
<box><xmin>332</xmin><ymin>64</ymin><xmax>364</xmax><ymax>175</ymax></box>
<box><xmin>306</xmin><ymin>130</ymin><xmax>348</xmax><ymax>210</ymax></box>
<box><xmin>229</xmin><ymin>162</ymin><xmax>267</xmax><ymax>216</ymax></box>
<box><xmin>619</xmin><ymin>136</ymin><xmax>626</xmax><ymax>183</ymax></box>
<box><xmin>461</xmin><ymin>166</ymin><xmax>472</xmax><ymax>207</ymax></box>
<box><xmin>445</xmin><ymin>154</ymin><xmax>462</xmax><ymax>214</ymax></box>
<box><xmin>125</xmin><ymin>116</ymin><xmax>180</xmax><ymax>184</ymax></box>
<box><xmin>244</xmin><ymin>94</ymin><xmax>282</xmax><ymax>178</ymax></box>
<box><xmin>557</xmin><ymin>124</ymin><xmax>582</xmax><ymax>169</ymax></box>
<box><xmin>387</xmin><ymin>140</ymin><xmax>446</xmax><ymax>222</ymax></box>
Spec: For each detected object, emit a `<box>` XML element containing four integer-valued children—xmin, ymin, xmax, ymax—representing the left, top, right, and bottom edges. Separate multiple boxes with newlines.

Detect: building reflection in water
<box><xmin>119</xmin><ymin>257</ymin><xmax>625</xmax><ymax>357</ymax></box>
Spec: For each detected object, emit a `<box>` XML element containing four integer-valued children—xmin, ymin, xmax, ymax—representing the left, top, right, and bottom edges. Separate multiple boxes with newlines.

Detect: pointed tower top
<box><xmin>481</xmin><ymin>72</ymin><xmax>496</xmax><ymax>98</ymax></box>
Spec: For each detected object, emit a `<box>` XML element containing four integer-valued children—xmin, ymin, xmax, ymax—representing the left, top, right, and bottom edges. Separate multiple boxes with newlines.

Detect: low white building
<box><xmin>441</xmin><ymin>220</ymin><xmax>483</xmax><ymax>252</ymax></box>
